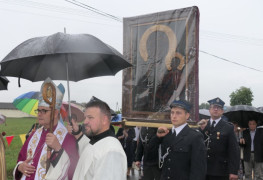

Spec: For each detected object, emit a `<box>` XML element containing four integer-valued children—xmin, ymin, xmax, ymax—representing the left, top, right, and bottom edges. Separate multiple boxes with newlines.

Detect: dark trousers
<box><xmin>132</xmin><ymin>140</ymin><xmax>137</xmax><ymax>161</ymax></box>
<box><xmin>206</xmin><ymin>175</ymin><xmax>228</xmax><ymax>180</ymax></box>
<box><xmin>143</xmin><ymin>165</ymin><xmax>161</xmax><ymax>180</ymax></box>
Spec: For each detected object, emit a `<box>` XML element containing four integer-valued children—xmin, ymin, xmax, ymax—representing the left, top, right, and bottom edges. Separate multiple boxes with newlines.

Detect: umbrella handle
<box><xmin>42</xmin><ymin>82</ymin><xmax>56</xmax><ymax>174</ymax></box>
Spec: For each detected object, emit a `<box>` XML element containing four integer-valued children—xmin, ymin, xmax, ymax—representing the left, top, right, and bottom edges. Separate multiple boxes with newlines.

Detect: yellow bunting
<box><xmin>19</xmin><ymin>134</ymin><xmax>26</xmax><ymax>145</ymax></box>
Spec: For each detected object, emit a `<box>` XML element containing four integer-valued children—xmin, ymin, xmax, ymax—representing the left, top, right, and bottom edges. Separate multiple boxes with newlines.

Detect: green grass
<box><xmin>1</xmin><ymin>117</ymin><xmax>36</xmax><ymax>180</ymax></box>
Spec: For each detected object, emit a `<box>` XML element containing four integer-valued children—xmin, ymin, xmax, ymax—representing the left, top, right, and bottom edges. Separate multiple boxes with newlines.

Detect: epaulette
<box><xmin>227</xmin><ymin>121</ymin><xmax>234</xmax><ymax>126</ymax></box>
<box><xmin>190</xmin><ymin>128</ymin><xmax>201</xmax><ymax>134</ymax></box>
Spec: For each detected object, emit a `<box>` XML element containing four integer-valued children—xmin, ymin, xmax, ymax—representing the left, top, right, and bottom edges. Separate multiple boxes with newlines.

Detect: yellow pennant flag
<box><xmin>19</xmin><ymin>134</ymin><xmax>26</xmax><ymax>145</ymax></box>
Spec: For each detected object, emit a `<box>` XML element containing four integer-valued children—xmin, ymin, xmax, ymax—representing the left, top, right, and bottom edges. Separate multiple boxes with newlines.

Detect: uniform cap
<box><xmin>207</xmin><ymin>97</ymin><xmax>225</xmax><ymax>108</ymax></box>
<box><xmin>170</xmin><ymin>100</ymin><xmax>192</xmax><ymax>112</ymax></box>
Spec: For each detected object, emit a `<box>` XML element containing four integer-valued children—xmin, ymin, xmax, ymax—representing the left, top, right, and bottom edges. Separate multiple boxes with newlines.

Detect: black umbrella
<box><xmin>0</xmin><ymin>76</ymin><xmax>9</xmax><ymax>90</ymax></box>
<box><xmin>0</xmin><ymin>32</ymin><xmax>131</xmax><ymax>118</ymax></box>
<box><xmin>0</xmin><ymin>32</ymin><xmax>131</xmax><ymax>82</ymax></box>
<box><xmin>257</xmin><ymin>107</ymin><xmax>263</xmax><ymax>112</ymax></box>
<box><xmin>199</xmin><ymin>109</ymin><xmax>210</xmax><ymax>120</ymax></box>
<box><xmin>224</xmin><ymin>105</ymin><xmax>263</xmax><ymax>128</ymax></box>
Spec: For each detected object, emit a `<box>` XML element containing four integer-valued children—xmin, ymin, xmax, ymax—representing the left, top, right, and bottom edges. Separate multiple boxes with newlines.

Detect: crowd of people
<box><xmin>197</xmin><ymin>99</ymin><xmax>263</xmax><ymax>180</ymax></box>
<box><xmin>121</xmin><ymin>97</ymin><xmax>263</xmax><ymax>180</ymax></box>
<box><xmin>0</xmin><ymin>78</ymin><xmax>262</xmax><ymax>180</ymax></box>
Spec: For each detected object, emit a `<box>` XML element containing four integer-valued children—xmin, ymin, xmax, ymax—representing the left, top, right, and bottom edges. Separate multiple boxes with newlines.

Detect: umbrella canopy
<box><xmin>13</xmin><ymin>91</ymin><xmax>40</xmax><ymax>116</ymax></box>
<box><xmin>199</xmin><ymin>109</ymin><xmax>210</xmax><ymax>120</ymax></box>
<box><xmin>0</xmin><ymin>32</ymin><xmax>132</xmax><ymax>82</ymax></box>
<box><xmin>0</xmin><ymin>76</ymin><xmax>9</xmax><ymax>90</ymax></box>
<box><xmin>0</xmin><ymin>113</ymin><xmax>6</xmax><ymax>124</ymax></box>
<box><xmin>224</xmin><ymin>105</ymin><xmax>263</xmax><ymax>128</ymax></box>
<box><xmin>13</xmin><ymin>91</ymin><xmax>84</xmax><ymax>121</ymax></box>
<box><xmin>257</xmin><ymin>107</ymin><xmax>263</xmax><ymax>112</ymax></box>
<box><xmin>60</xmin><ymin>102</ymin><xmax>84</xmax><ymax>123</ymax></box>
<box><xmin>0</xmin><ymin>32</ymin><xmax>132</xmax><ymax>122</ymax></box>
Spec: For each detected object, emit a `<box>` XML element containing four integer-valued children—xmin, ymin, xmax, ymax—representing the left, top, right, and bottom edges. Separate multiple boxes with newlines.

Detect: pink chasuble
<box><xmin>15</xmin><ymin>126</ymin><xmax>79</xmax><ymax>180</ymax></box>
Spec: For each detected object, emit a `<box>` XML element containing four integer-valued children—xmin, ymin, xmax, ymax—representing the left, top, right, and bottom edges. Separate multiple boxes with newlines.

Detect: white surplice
<box><xmin>47</xmin><ymin>135</ymin><xmax>127</xmax><ymax>180</ymax></box>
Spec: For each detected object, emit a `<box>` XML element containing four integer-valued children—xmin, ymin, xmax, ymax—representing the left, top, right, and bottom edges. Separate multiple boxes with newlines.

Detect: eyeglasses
<box><xmin>210</xmin><ymin>106</ymin><xmax>222</xmax><ymax>110</ymax></box>
<box><xmin>34</xmin><ymin>109</ymin><xmax>51</xmax><ymax>114</ymax></box>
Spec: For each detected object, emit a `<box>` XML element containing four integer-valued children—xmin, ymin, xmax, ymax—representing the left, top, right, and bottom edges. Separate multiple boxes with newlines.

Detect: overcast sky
<box><xmin>0</xmin><ymin>0</ymin><xmax>262</xmax><ymax>110</ymax></box>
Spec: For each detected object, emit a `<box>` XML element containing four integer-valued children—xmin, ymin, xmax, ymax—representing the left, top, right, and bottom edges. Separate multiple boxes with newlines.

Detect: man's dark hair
<box><xmin>85</xmin><ymin>100</ymin><xmax>111</xmax><ymax>121</ymax></box>
<box><xmin>248</xmin><ymin>119</ymin><xmax>257</xmax><ymax>124</ymax></box>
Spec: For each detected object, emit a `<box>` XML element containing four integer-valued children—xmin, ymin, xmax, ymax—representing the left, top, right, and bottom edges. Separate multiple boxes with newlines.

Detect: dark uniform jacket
<box><xmin>135</xmin><ymin>127</ymin><xmax>159</xmax><ymax>166</ymax></box>
<box><xmin>201</xmin><ymin>119</ymin><xmax>240</xmax><ymax>176</ymax></box>
<box><xmin>150</xmin><ymin>125</ymin><xmax>207</xmax><ymax>180</ymax></box>
<box><xmin>116</xmin><ymin>128</ymin><xmax>135</xmax><ymax>167</ymax></box>
<box><xmin>241</xmin><ymin>128</ymin><xmax>263</xmax><ymax>162</ymax></box>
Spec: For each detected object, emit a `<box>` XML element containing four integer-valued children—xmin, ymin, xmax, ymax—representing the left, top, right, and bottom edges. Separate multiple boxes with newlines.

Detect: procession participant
<box><xmin>233</xmin><ymin>121</ymin><xmax>244</xmax><ymax>180</ymax></box>
<box><xmin>240</xmin><ymin>119</ymin><xmax>263</xmax><ymax>180</ymax></box>
<box><xmin>64</xmin><ymin>100</ymin><xmax>127</xmax><ymax>180</ymax></box>
<box><xmin>116</xmin><ymin>126</ymin><xmax>135</xmax><ymax>177</ymax></box>
<box><xmin>13</xmin><ymin>78</ymin><xmax>79</xmax><ymax>180</ymax></box>
<box><xmin>149</xmin><ymin>99</ymin><xmax>206</xmax><ymax>180</ymax></box>
<box><xmin>131</xmin><ymin>126</ymin><xmax>140</xmax><ymax>171</ymax></box>
<box><xmin>201</xmin><ymin>97</ymin><xmax>240</xmax><ymax>180</ymax></box>
<box><xmin>135</xmin><ymin>127</ymin><xmax>161</xmax><ymax>180</ymax></box>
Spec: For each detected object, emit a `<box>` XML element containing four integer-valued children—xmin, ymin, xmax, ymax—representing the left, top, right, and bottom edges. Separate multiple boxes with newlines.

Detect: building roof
<box><xmin>0</xmin><ymin>102</ymin><xmax>16</xmax><ymax>109</ymax></box>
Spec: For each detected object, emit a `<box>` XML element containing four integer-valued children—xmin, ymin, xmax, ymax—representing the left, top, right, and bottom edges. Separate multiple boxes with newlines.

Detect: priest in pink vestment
<box><xmin>13</xmin><ymin>78</ymin><xmax>79</xmax><ymax>180</ymax></box>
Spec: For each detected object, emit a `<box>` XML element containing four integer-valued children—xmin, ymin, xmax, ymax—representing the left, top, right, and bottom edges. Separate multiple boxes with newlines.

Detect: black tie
<box><xmin>173</xmin><ymin>130</ymin><xmax>177</xmax><ymax>137</ymax></box>
<box><xmin>211</xmin><ymin>121</ymin><xmax>216</xmax><ymax>131</ymax></box>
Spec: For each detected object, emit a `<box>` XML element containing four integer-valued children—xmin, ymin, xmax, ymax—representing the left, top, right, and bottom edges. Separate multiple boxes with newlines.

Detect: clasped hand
<box><xmin>45</xmin><ymin>133</ymin><xmax>61</xmax><ymax>152</ymax></box>
<box><xmin>18</xmin><ymin>158</ymin><xmax>35</xmax><ymax>177</ymax></box>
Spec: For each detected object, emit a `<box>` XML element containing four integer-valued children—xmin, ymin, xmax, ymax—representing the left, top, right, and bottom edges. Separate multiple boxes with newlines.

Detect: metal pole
<box><xmin>64</xmin><ymin>27</ymin><xmax>72</xmax><ymax>124</ymax></box>
<box><xmin>66</xmin><ymin>57</ymin><xmax>72</xmax><ymax>124</ymax></box>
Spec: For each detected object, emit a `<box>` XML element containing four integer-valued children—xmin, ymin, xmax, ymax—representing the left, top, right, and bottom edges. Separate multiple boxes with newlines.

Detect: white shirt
<box><xmin>172</xmin><ymin>123</ymin><xmax>187</xmax><ymax>136</ymax></box>
<box><xmin>250</xmin><ymin>129</ymin><xmax>256</xmax><ymax>151</ymax></box>
<box><xmin>133</xmin><ymin>126</ymin><xmax>140</xmax><ymax>141</ymax></box>
<box><xmin>209</xmin><ymin>117</ymin><xmax>221</xmax><ymax>127</ymax></box>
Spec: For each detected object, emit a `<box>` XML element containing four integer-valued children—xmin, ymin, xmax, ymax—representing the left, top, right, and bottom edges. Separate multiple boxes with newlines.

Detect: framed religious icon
<box><xmin>122</xmin><ymin>6</ymin><xmax>199</xmax><ymax>125</ymax></box>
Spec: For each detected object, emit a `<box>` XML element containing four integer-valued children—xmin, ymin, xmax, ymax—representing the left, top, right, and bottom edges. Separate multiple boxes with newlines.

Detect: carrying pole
<box><xmin>42</xmin><ymin>83</ymin><xmax>56</xmax><ymax>174</ymax></box>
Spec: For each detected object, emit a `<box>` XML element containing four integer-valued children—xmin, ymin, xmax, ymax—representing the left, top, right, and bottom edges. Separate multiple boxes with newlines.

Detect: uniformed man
<box><xmin>135</xmin><ymin>127</ymin><xmax>161</xmax><ymax>180</ymax></box>
<box><xmin>149</xmin><ymin>99</ymin><xmax>207</xmax><ymax>180</ymax></box>
<box><xmin>200</xmin><ymin>97</ymin><xmax>240</xmax><ymax>180</ymax></box>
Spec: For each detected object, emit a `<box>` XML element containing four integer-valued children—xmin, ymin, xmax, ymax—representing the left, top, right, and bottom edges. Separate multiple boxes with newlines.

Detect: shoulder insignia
<box><xmin>227</xmin><ymin>121</ymin><xmax>234</xmax><ymax>126</ymax></box>
<box><xmin>191</xmin><ymin>129</ymin><xmax>201</xmax><ymax>134</ymax></box>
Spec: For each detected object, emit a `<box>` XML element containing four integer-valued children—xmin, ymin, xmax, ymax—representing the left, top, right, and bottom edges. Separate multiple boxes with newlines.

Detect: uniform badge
<box><xmin>217</xmin><ymin>132</ymin><xmax>220</xmax><ymax>139</ymax></box>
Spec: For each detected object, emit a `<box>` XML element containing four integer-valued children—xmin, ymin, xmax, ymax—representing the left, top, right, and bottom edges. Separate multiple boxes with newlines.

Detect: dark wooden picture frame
<box><xmin>122</xmin><ymin>7</ymin><xmax>200</xmax><ymax>124</ymax></box>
